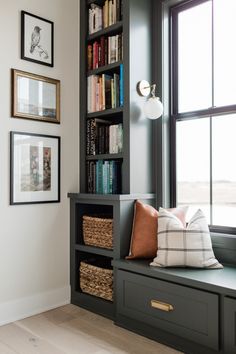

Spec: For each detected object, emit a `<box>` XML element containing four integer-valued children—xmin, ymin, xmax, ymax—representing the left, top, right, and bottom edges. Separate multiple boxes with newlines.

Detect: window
<box><xmin>171</xmin><ymin>0</ymin><xmax>236</xmax><ymax>232</ymax></box>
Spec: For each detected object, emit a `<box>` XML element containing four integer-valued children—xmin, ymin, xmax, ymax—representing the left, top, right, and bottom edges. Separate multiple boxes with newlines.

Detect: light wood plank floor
<box><xmin>0</xmin><ymin>305</ymin><xmax>182</xmax><ymax>354</ymax></box>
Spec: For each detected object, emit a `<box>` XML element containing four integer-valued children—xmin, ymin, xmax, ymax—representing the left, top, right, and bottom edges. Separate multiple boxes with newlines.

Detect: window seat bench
<box><xmin>112</xmin><ymin>259</ymin><xmax>236</xmax><ymax>354</ymax></box>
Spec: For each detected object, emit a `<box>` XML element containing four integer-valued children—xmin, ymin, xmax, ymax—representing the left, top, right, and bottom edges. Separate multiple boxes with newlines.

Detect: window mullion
<box><xmin>209</xmin><ymin>0</ymin><xmax>214</xmax><ymax>225</ymax></box>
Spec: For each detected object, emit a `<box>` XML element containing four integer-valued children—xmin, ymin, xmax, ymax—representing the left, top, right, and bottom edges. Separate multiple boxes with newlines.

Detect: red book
<box><xmin>100</xmin><ymin>36</ymin><xmax>105</xmax><ymax>67</ymax></box>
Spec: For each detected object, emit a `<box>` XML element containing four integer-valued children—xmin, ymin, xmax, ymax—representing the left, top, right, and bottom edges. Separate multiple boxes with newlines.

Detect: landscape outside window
<box><xmin>172</xmin><ymin>0</ymin><xmax>236</xmax><ymax>230</ymax></box>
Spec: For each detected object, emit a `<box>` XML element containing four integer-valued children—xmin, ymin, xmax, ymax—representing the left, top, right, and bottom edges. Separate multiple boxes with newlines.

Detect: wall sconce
<box><xmin>137</xmin><ymin>80</ymin><xmax>163</xmax><ymax>120</ymax></box>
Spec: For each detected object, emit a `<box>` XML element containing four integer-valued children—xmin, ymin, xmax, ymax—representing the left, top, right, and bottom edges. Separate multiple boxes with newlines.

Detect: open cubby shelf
<box><xmin>75</xmin><ymin>244</ymin><xmax>114</xmax><ymax>257</ymax></box>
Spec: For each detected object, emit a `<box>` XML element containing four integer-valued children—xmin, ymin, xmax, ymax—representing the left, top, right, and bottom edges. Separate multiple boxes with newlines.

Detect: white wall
<box><xmin>0</xmin><ymin>0</ymin><xmax>79</xmax><ymax>325</ymax></box>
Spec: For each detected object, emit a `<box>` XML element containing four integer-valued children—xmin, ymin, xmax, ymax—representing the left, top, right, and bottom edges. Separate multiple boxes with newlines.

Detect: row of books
<box><xmin>88</xmin><ymin>0</ymin><xmax>123</xmax><ymax>35</ymax></box>
<box><xmin>87</xmin><ymin>160</ymin><xmax>122</xmax><ymax>194</ymax></box>
<box><xmin>88</xmin><ymin>34</ymin><xmax>123</xmax><ymax>70</ymax></box>
<box><xmin>87</xmin><ymin>64</ymin><xmax>123</xmax><ymax>113</ymax></box>
<box><xmin>86</xmin><ymin>118</ymin><xmax>123</xmax><ymax>155</ymax></box>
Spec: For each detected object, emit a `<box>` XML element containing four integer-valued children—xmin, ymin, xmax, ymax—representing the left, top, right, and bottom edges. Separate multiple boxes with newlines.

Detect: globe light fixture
<box><xmin>137</xmin><ymin>80</ymin><xmax>163</xmax><ymax>120</ymax></box>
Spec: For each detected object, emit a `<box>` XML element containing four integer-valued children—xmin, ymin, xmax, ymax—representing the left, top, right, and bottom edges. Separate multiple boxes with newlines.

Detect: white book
<box><xmin>118</xmin><ymin>123</ymin><xmax>123</xmax><ymax>152</ymax></box>
<box><xmin>87</xmin><ymin>76</ymin><xmax>91</xmax><ymax>112</ymax></box>
<box><xmin>115</xmin><ymin>35</ymin><xmax>118</xmax><ymax>62</ymax></box>
<box><xmin>108</xmin><ymin>37</ymin><xmax>110</xmax><ymax>64</ymax></box>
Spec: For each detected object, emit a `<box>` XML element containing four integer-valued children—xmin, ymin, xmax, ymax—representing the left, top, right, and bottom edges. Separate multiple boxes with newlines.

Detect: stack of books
<box><xmin>87</xmin><ymin>64</ymin><xmax>124</xmax><ymax>112</ymax></box>
<box><xmin>87</xmin><ymin>34</ymin><xmax>123</xmax><ymax>70</ymax></box>
<box><xmin>87</xmin><ymin>160</ymin><xmax>122</xmax><ymax>194</ymax></box>
<box><xmin>88</xmin><ymin>0</ymin><xmax>123</xmax><ymax>34</ymax></box>
<box><xmin>86</xmin><ymin>118</ymin><xmax>123</xmax><ymax>155</ymax></box>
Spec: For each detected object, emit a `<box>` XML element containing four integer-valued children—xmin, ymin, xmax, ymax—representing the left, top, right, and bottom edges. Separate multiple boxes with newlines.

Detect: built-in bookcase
<box><xmin>80</xmin><ymin>0</ymin><xmax>154</xmax><ymax>195</ymax></box>
<box><xmin>74</xmin><ymin>0</ymin><xmax>154</xmax><ymax>318</ymax></box>
<box><xmin>82</xmin><ymin>0</ymin><xmax>124</xmax><ymax>195</ymax></box>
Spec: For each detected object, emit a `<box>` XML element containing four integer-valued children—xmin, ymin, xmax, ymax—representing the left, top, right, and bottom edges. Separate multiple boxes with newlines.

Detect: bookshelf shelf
<box><xmin>75</xmin><ymin>244</ymin><xmax>114</xmax><ymax>257</ymax></box>
<box><xmin>87</xmin><ymin>107</ymin><xmax>123</xmax><ymax>119</ymax></box>
<box><xmin>87</xmin><ymin>0</ymin><xmax>104</xmax><ymax>6</ymax></box>
<box><xmin>86</xmin><ymin>153</ymin><xmax>123</xmax><ymax>161</ymax></box>
<box><xmin>87</xmin><ymin>60</ymin><xmax>123</xmax><ymax>76</ymax></box>
<box><xmin>87</xmin><ymin>21</ymin><xmax>123</xmax><ymax>42</ymax></box>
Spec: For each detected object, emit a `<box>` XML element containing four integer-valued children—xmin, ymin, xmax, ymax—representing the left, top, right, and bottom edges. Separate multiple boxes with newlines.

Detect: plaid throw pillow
<box><xmin>150</xmin><ymin>208</ymin><xmax>223</xmax><ymax>269</ymax></box>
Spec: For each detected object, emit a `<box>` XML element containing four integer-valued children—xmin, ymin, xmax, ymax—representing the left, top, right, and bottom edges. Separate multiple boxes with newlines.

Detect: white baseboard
<box><xmin>0</xmin><ymin>286</ymin><xmax>70</xmax><ymax>326</ymax></box>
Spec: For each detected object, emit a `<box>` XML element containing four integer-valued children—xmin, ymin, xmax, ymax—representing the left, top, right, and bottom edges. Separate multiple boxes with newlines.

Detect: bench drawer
<box><xmin>117</xmin><ymin>270</ymin><xmax>219</xmax><ymax>350</ymax></box>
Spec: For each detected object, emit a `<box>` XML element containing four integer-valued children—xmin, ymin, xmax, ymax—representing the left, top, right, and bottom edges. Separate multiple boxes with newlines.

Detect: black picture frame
<box><xmin>10</xmin><ymin>131</ymin><xmax>60</xmax><ymax>205</ymax></box>
<box><xmin>21</xmin><ymin>11</ymin><xmax>54</xmax><ymax>67</ymax></box>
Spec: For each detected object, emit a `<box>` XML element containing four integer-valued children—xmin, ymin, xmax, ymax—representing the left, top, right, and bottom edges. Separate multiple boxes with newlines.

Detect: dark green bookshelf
<box><xmin>87</xmin><ymin>21</ymin><xmax>123</xmax><ymax>41</ymax></box>
<box><xmin>87</xmin><ymin>60</ymin><xmax>123</xmax><ymax>76</ymax></box>
<box><xmin>75</xmin><ymin>244</ymin><xmax>114</xmax><ymax>257</ymax></box>
<box><xmin>74</xmin><ymin>0</ymin><xmax>154</xmax><ymax>320</ymax></box>
<box><xmin>86</xmin><ymin>107</ymin><xmax>123</xmax><ymax>119</ymax></box>
<box><xmin>87</xmin><ymin>0</ymin><xmax>104</xmax><ymax>6</ymax></box>
<box><xmin>86</xmin><ymin>153</ymin><xmax>123</xmax><ymax>161</ymax></box>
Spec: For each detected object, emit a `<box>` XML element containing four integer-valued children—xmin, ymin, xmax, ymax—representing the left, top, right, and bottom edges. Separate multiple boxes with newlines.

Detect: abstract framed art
<box><xmin>12</xmin><ymin>69</ymin><xmax>60</xmax><ymax>124</ymax></box>
<box><xmin>10</xmin><ymin>132</ymin><xmax>60</xmax><ymax>205</ymax></box>
<box><xmin>21</xmin><ymin>11</ymin><xmax>54</xmax><ymax>67</ymax></box>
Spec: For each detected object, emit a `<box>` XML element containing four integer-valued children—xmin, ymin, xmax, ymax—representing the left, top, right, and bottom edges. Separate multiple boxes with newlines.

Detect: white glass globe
<box><xmin>144</xmin><ymin>97</ymin><xmax>163</xmax><ymax>120</ymax></box>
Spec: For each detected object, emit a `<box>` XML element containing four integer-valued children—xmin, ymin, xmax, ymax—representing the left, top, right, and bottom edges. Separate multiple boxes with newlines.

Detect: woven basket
<box><xmin>82</xmin><ymin>215</ymin><xmax>113</xmax><ymax>249</ymax></box>
<box><xmin>80</xmin><ymin>259</ymin><xmax>113</xmax><ymax>301</ymax></box>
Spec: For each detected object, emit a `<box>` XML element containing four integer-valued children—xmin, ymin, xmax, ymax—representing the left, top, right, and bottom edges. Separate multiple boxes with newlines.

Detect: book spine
<box><xmin>87</xmin><ymin>44</ymin><xmax>93</xmax><ymax>71</ymax></box>
<box><xmin>118</xmin><ymin>123</ymin><xmax>123</xmax><ymax>153</ymax></box>
<box><xmin>116</xmin><ymin>0</ymin><xmax>120</xmax><ymax>22</ymax></box>
<box><xmin>92</xmin><ymin>161</ymin><xmax>96</xmax><ymax>193</ymax></box>
<box><xmin>86</xmin><ymin>119</ymin><xmax>91</xmax><ymax>155</ymax></box>
<box><xmin>119</xmin><ymin>64</ymin><xmax>124</xmax><ymax>107</ymax></box>
<box><xmin>105</xmin><ymin>37</ymin><xmax>108</xmax><ymax>66</ymax></box>
<box><xmin>103</xmin><ymin>161</ymin><xmax>109</xmax><ymax>194</ymax></box>
<box><xmin>108</xmin><ymin>0</ymin><xmax>112</xmax><ymax>26</ymax></box>
<box><xmin>109</xmin><ymin>160</ymin><xmax>114</xmax><ymax>193</ymax></box>
<box><xmin>105</xmin><ymin>125</ymin><xmax>109</xmax><ymax>154</ymax></box>
<box><xmin>100</xmin><ymin>36</ymin><xmax>105</xmax><ymax>67</ymax></box>
<box><xmin>103</xmin><ymin>0</ymin><xmax>109</xmax><ymax>28</ymax></box>
<box><xmin>87</xmin><ymin>76</ymin><xmax>91</xmax><ymax>113</ymax></box>
<box><xmin>90</xmin><ymin>119</ymin><xmax>96</xmax><ymax>155</ymax></box>
<box><xmin>96</xmin><ymin>160</ymin><xmax>103</xmax><ymax>194</ymax></box>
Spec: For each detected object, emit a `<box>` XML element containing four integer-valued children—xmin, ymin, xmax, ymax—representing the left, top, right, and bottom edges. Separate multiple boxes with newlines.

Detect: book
<box><xmin>87</xmin><ymin>118</ymin><xmax>111</xmax><ymax>155</ymax></box>
<box><xmin>87</xmin><ymin>44</ymin><xmax>93</xmax><ymax>71</ymax></box>
<box><xmin>119</xmin><ymin>64</ymin><xmax>124</xmax><ymax>106</ymax></box>
<box><xmin>96</xmin><ymin>160</ymin><xmax>103</xmax><ymax>194</ymax></box>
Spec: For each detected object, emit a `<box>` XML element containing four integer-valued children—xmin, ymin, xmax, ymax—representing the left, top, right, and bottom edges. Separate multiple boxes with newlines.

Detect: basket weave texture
<box><xmin>80</xmin><ymin>260</ymin><xmax>113</xmax><ymax>301</ymax></box>
<box><xmin>82</xmin><ymin>215</ymin><xmax>113</xmax><ymax>249</ymax></box>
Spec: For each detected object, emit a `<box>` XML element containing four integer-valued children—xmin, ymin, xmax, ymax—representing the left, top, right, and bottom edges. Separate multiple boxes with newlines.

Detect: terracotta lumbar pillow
<box><xmin>126</xmin><ymin>200</ymin><xmax>158</xmax><ymax>259</ymax></box>
<box><xmin>126</xmin><ymin>201</ymin><xmax>188</xmax><ymax>260</ymax></box>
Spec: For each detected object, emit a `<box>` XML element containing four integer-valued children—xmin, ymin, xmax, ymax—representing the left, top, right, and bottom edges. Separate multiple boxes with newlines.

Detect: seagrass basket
<box><xmin>82</xmin><ymin>215</ymin><xmax>113</xmax><ymax>249</ymax></box>
<box><xmin>80</xmin><ymin>258</ymin><xmax>113</xmax><ymax>301</ymax></box>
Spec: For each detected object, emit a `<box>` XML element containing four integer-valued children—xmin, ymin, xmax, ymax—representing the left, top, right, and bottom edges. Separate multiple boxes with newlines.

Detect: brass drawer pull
<box><xmin>151</xmin><ymin>300</ymin><xmax>174</xmax><ymax>312</ymax></box>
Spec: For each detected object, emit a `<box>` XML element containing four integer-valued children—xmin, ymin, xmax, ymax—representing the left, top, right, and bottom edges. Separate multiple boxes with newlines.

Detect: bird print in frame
<box><xmin>21</xmin><ymin>11</ymin><xmax>54</xmax><ymax>67</ymax></box>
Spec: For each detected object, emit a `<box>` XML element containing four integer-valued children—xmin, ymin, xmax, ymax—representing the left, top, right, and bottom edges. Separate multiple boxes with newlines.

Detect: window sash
<box><xmin>170</xmin><ymin>0</ymin><xmax>236</xmax><ymax>233</ymax></box>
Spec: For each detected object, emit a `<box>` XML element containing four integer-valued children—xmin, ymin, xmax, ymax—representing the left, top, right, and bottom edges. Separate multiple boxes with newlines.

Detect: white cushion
<box><xmin>150</xmin><ymin>208</ymin><xmax>223</xmax><ymax>269</ymax></box>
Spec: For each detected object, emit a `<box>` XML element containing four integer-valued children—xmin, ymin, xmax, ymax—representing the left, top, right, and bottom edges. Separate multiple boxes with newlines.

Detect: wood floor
<box><xmin>0</xmin><ymin>304</ymin><xmax>182</xmax><ymax>354</ymax></box>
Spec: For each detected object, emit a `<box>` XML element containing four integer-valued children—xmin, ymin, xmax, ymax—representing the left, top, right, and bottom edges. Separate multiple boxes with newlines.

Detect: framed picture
<box><xmin>12</xmin><ymin>69</ymin><xmax>60</xmax><ymax>123</ymax></box>
<box><xmin>21</xmin><ymin>11</ymin><xmax>54</xmax><ymax>67</ymax></box>
<box><xmin>10</xmin><ymin>132</ymin><xmax>60</xmax><ymax>205</ymax></box>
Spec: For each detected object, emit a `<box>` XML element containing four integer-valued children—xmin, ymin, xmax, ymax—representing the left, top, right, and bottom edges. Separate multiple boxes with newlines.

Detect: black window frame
<box><xmin>169</xmin><ymin>0</ymin><xmax>236</xmax><ymax>235</ymax></box>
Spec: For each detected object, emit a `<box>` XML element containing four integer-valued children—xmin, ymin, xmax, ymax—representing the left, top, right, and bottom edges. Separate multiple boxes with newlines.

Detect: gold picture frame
<box><xmin>12</xmin><ymin>69</ymin><xmax>60</xmax><ymax>124</ymax></box>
